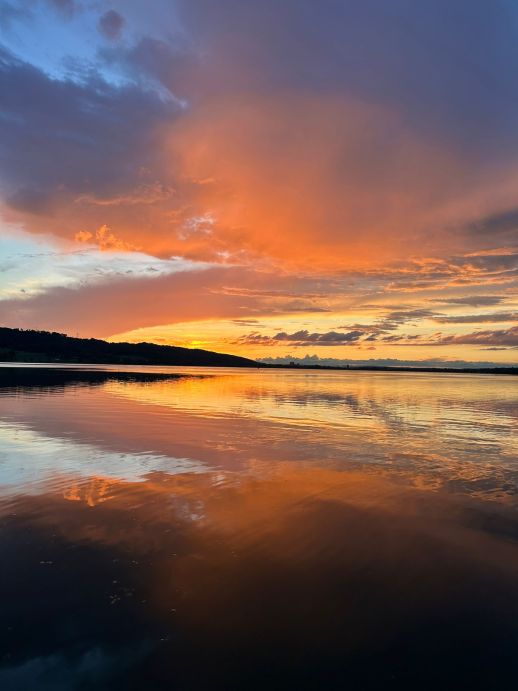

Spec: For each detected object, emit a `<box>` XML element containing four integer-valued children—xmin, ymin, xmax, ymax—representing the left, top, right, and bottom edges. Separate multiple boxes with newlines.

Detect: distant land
<box><xmin>261</xmin><ymin>354</ymin><xmax>518</xmax><ymax>374</ymax></box>
<box><xmin>262</xmin><ymin>355</ymin><xmax>517</xmax><ymax>374</ymax></box>
<box><xmin>0</xmin><ymin>327</ymin><xmax>516</xmax><ymax>374</ymax></box>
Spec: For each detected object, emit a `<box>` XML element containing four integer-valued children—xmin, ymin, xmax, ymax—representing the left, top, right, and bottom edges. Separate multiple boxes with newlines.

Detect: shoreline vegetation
<box><xmin>0</xmin><ymin>327</ymin><xmax>516</xmax><ymax>375</ymax></box>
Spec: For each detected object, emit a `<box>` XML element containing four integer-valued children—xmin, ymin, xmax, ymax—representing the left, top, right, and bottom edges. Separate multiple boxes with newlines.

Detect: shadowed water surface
<box><xmin>0</xmin><ymin>365</ymin><xmax>517</xmax><ymax>689</ymax></box>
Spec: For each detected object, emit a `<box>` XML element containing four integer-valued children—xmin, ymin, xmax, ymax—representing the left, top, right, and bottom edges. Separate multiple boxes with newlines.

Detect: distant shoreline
<box><xmin>0</xmin><ymin>361</ymin><xmax>516</xmax><ymax>376</ymax></box>
<box><xmin>263</xmin><ymin>363</ymin><xmax>518</xmax><ymax>375</ymax></box>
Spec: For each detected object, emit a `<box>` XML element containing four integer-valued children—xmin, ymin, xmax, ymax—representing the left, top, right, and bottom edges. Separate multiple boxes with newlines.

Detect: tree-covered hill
<box><xmin>0</xmin><ymin>327</ymin><xmax>258</xmax><ymax>367</ymax></box>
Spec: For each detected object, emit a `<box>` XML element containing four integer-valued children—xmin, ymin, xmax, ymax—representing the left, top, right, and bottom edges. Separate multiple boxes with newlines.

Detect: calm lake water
<box><xmin>1</xmin><ymin>365</ymin><xmax>517</xmax><ymax>689</ymax></box>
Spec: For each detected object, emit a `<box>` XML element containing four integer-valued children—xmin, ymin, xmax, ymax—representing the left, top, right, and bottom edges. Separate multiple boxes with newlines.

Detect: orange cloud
<box><xmin>74</xmin><ymin>224</ymin><xmax>140</xmax><ymax>252</ymax></box>
<box><xmin>166</xmin><ymin>94</ymin><xmax>497</xmax><ymax>269</ymax></box>
<box><xmin>10</xmin><ymin>91</ymin><xmax>516</xmax><ymax>271</ymax></box>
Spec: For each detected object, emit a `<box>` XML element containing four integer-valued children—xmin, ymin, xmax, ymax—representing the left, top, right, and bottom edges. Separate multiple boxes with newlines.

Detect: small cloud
<box><xmin>433</xmin><ymin>312</ymin><xmax>518</xmax><ymax>324</ymax></box>
<box><xmin>430</xmin><ymin>326</ymin><xmax>518</xmax><ymax>347</ymax></box>
<box><xmin>433</xmin><ymin>295</ymin><xmax>504</xmax><ymax>307</ymax></box>
<box><xmin>98</xmin><ymin>9</ymin><xmax>125</xmax><ymax>41</ymax></box>
<box><xmin>74</xmin><ymin>230</ymin><xmax>93</xmax><ymax>243</ymax></box>
<box><xmin>74</xmin><ymin>225</ymin><xmax>139</xmax><ymax>252</ymax></box>
<box><xmin>74</xmin><ymin>183</ymin><xmax>173</xmax><ymax>207</ymax></box>
<box><xmin>465</xmin><ymin>247</ymin><xmax>518</xmax><ymax>257</ymax></box>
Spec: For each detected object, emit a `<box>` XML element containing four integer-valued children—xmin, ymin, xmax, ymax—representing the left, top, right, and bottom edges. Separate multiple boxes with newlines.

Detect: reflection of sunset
<box><xmin>1</xmin><ymin>369</ymin><xmax>517</xmax><ymax>505</ymax></box>
<box><xmin>8</xmin><ymin>464</ymin><xmax>492</xmax><ymax>547</ymax></box>
<box><xmin>104</xmin><ymin>371</ymin><xmax>518</xmax><ymax>451</ymax></box>
<box><xmin>6</xmin><ymin>454</ymin><xmax>518</xmax><ymax>689</ymax></box>
<box><xmin>63</xmin><ymin>478</ymin><xmax>116</xmax><ymax>507</ymax></box>
<box><xmin>1</xmin><ymin>367</ymin><xmax>518</xmax><ymax>687</ymax></box>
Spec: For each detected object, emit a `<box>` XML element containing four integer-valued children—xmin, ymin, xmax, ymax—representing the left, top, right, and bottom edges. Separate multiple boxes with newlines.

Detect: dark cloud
<box><xmin>0</xmin><ymin>46</ymin><xmax>177</xmax><ymax>214</ymax></box>
<box><xmin>100</xmin><ymin>36</ymin><xmax>193</xmax><ymax>98</ymax></box>
<box><xmin>338</xmin><ymin>309</ymin><xmax>439</xmax><ymax>336</ymax></box>
<box><xmin>433</xmin><ymin>312</ymin><xmax>518</xmax><ymax>324</ymax></box>
<box><xmin>239</xmin><ymin>329</ymin><xmax>366</xmax><ymax>347</ymax></box>
<box><xmin>467</xmin><ymin>208</ymin><xmax>518</xmax><ymax>238</ymax></box>
<box><xmin>384</xmin><ymin>309</ymin><xmax>437</xmax><ymax>322</ymax></box>
<box><xmin>98</xmin><ymin>10</ymin><xmax>125</xmax><ymax>41</ymax></box>
<box><xmin>431</xmin><ymin>326</ymin><xmax>518</xmax><ymax>348</ymax></box>
<box><xmin>177</xmin><ymin>0</ymin><xmax>518</xmax><ymax>156</ymax></box>
<box><xmin>458</xmin><ymin>253</ymin><xmax>518</xmax><ymax>273</ymax></box>
<box><xmin>433</xmin><ymin>296</ymin><xmax>506</xmax><ymax>307</ymax></box>
<box><xmin>241</xmin><ymin>319</ymin><xmax>518</xmax><ymax>350</ymax></box>
<box><xmin>380</xmin><ymin>309</ymin><xmax>437</xmax><ymax>329</ymax></box>
<box><xmin>381</xmin><ymin>253</ymin><xmax>518</xmax><ymax>294</ymax></box>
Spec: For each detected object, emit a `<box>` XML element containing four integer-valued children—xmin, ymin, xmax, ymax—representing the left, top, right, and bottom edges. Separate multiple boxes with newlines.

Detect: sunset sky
<box><xmin>0</xmin><ymin>0</ymin><xmax>517</xmax><ymax>365</ymax></box>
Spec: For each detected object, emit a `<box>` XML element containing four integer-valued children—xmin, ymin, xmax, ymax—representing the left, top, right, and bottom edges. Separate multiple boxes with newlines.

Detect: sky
<box><xmin>0</xmin><ymin>0</ymin><xmax>517</xmax><ymax>365</ymax></box>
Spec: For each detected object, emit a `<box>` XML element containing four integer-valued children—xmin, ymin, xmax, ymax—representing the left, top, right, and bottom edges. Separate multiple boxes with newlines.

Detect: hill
<box><xmin>0</xmin><ymin>327</ymin><xmax>258</xmax><ymax>367</ymax></box>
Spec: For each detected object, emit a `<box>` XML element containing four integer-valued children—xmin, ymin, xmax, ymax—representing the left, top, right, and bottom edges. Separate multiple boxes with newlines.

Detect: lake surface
<box><xmin>0</xmin><ymin>365</ymin><xmax>517</xmax><ymax>689</ymax></box>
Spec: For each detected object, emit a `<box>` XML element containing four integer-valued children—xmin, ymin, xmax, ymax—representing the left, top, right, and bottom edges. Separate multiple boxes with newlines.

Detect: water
<box><xmin>0</xmin><ymin>364</ymin><xmax>517</xmax><ymax>689</ymax></box>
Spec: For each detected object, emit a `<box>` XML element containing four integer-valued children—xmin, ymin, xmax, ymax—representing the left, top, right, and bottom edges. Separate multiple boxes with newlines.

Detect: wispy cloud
<box><xmin>433</xmin><ymin>312</ymin><xmax>518</xmax><ymax>324</ymax></box>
